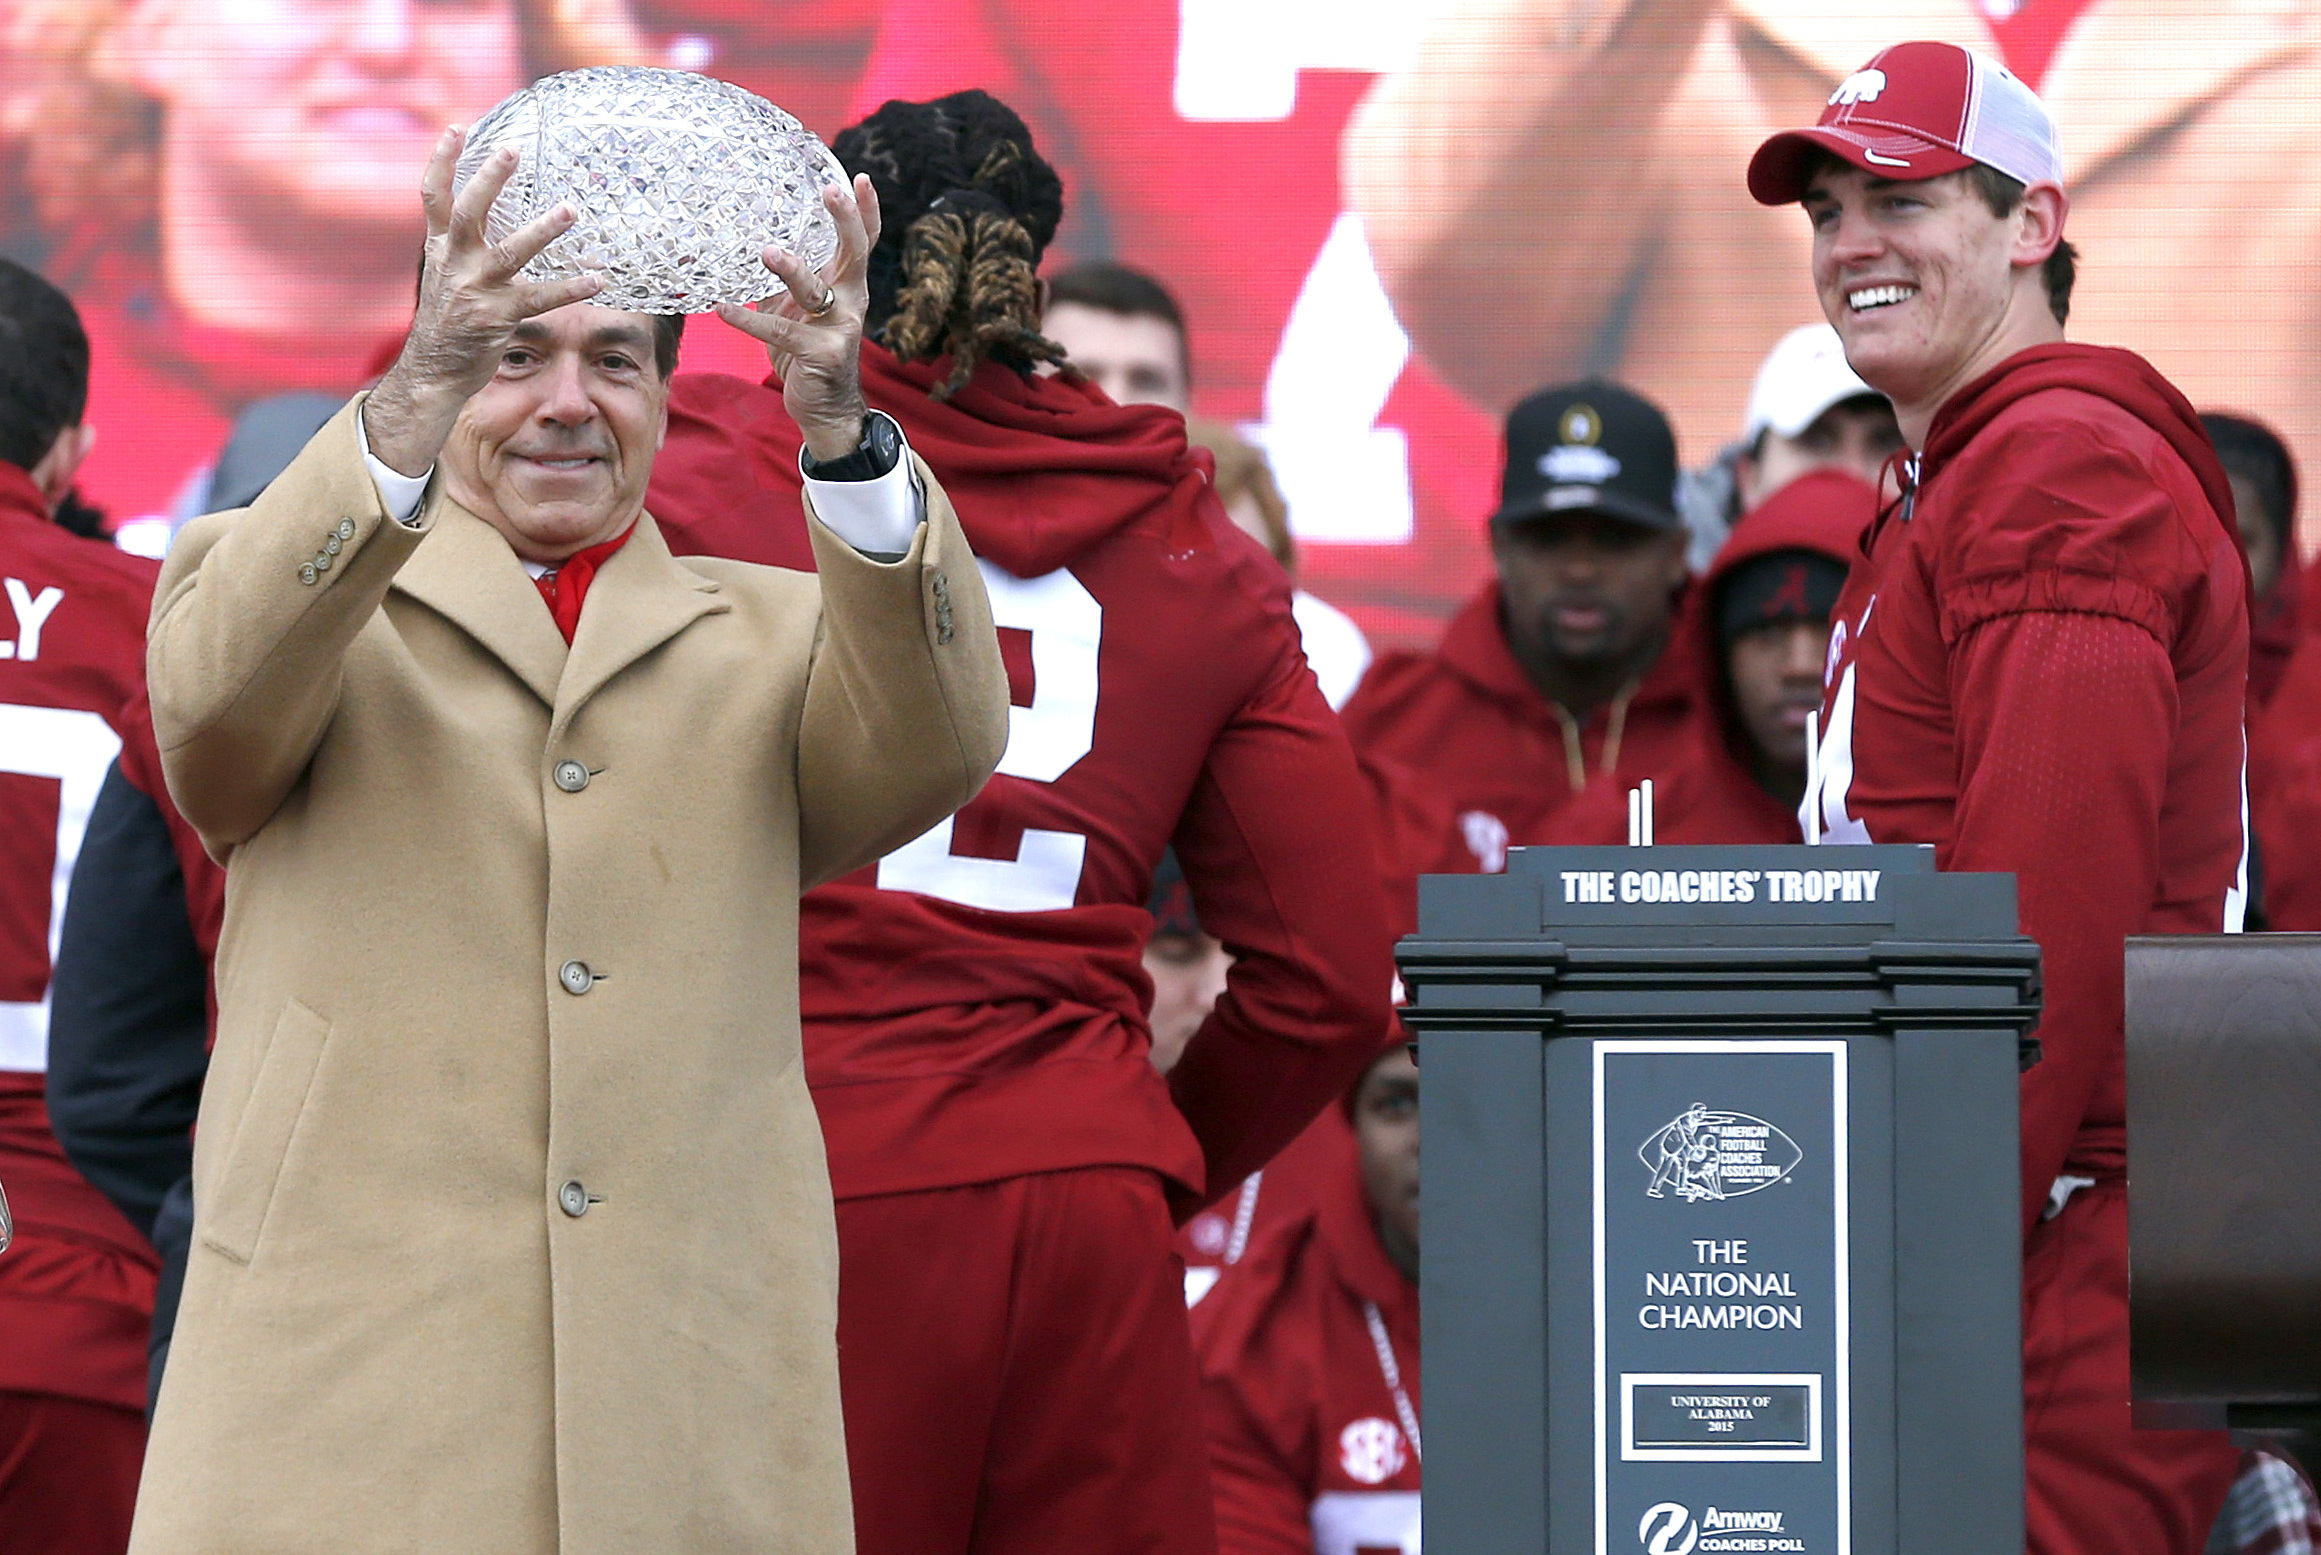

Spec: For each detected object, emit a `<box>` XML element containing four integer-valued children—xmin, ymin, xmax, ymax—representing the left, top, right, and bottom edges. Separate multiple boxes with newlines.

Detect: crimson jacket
<box><xmin>2248</xmin><ymin>531</ymin><xmax>2302</xmax><ymax>712</ymax></box>
<box><xmin>1808</xmin><ymin>343</ymin><xmax>2247</xmax><ymax>1234</ymax></box>
<box><xmin>2241</xmin><ymin>412</ymin><xmax>2304</xmax><ymax>712</ymax></box>
<box><xmin>1341</xmin><ymin>580</ymin><xmax>1698</xmax><ymax>874</ymax></box>
<box><xmin>2247</xmin><ymin>626</ymin><xmax>2321</xmax><ymax>928</ymax></box>
<box><xmin>1181</xmin><ymin>1107</ymin><xmax>1357</xmax><ymax>1306</ymax></box>
<box><xmin>0</xmin><ymin>460</ymin><xmax>163</xmax><ymax>1412</ymax></box>
<box><xmin>1548</xmin><ymin>471</ymin><xmax>1874</xmax><ymax>847</ymax></box>
<box><xmin>1193</xmin><ymin>1147</ymin><xmax>1420</xmax><ymax>1555</ymax></box>
<box><xmin>648</xmin><ymin>349</ymin><xmax>1395</xmax><ymax>1215</ymax></box>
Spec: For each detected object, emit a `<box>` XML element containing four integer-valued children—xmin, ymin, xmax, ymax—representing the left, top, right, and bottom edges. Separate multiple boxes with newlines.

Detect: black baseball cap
<box><xmin>1492</xmin><ymin>380</ymin><xmax>1683</xmax><ymax>532</ymax></box>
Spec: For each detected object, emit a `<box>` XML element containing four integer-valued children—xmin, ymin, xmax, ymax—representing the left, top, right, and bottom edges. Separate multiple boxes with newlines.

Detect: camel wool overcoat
<box><xmin>128</xmin><ymin>398</ymin><xmax>1008</xmax><ymax>1555</ymax></box>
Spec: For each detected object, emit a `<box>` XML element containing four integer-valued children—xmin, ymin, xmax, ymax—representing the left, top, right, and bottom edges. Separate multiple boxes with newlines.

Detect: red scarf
<box><xmin>532</xmin><ymin>523</ymin><xmax>637</xmax><ymax>644</ymax></box>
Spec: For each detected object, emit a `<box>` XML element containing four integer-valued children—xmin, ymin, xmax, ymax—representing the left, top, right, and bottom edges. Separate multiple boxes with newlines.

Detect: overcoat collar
<box><xmin>554</xmin><ymin>513</ymin><xmax>730</xmax><ymax>730</ymax></box>
<box><xmin>392</xmin><ymin>499</ymin><xmax>729</xmax><ymax>719</ymax></box>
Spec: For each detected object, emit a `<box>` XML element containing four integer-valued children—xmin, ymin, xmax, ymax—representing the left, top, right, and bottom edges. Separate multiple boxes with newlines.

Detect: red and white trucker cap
<box><xmin>1747</xmin><ymin>40</ymin><xmax>2063</xmax><ymax>206</ymax></box>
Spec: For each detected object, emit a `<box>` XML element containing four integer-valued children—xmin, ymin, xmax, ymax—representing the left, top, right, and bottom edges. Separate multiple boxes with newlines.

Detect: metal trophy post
<box><xmin>1401</xmin><ymin>838</ymin><xmax>2040</xmax><ymax>1553</ymax></box>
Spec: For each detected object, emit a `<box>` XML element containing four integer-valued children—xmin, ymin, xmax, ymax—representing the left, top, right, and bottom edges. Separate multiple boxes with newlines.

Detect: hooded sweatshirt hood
<box><xmin>2211</xmin><ymin>410</ymin><xmax>2305</xmax><ymax>706</ymax></box>
<box><xmin>650</xmin><ymin>344</ymin><xmax>1212</xmax><ymax>577</ymax></box>
<box><xmin>1694</xmin><ymin>469</ymin><xmax>1876</xmax><ymax>755</ymax></box>
<box><xmin>1920</xmin><ymin>343</ymin><xmax>2237</xmax><ymax>552</ymax></box>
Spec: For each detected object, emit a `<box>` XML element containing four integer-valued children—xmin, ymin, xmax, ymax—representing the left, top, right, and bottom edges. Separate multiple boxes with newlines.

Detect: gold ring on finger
<box><xmin>805</xmin><ymin>284</ymin><xmax>838</xmax><ymax>318</ymax></box>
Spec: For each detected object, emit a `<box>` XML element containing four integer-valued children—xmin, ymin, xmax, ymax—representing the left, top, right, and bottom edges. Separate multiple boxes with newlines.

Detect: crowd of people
<box><xmin>1</xmin><ymin>27</ymin><xmax>2319</xmax><ymax>1555</ymax></box>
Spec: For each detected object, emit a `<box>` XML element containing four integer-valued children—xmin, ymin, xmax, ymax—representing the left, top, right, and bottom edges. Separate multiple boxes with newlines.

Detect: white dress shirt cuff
<box><xmin>355</xmin><ymin>407</ymin><xmax>432</xmax><ymax>528</ymax></box>
<box><xmin>802</xmin><ymin>432</ymin><xmax>926</xmax><ymax>556</ymax></box>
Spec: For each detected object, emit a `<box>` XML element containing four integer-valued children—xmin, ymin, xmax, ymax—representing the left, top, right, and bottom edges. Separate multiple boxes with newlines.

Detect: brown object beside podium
<box><xmin>2127</xmin><ymin>934</ymin><xmax>2321</xmax><ymax>1428</ymax></box>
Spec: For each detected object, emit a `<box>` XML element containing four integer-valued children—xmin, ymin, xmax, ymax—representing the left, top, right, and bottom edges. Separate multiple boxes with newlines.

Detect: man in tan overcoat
<box><xmin>129</xmin><ymin>131</ymin><xmax>1008</xmax><ymax>1553</ymax></box>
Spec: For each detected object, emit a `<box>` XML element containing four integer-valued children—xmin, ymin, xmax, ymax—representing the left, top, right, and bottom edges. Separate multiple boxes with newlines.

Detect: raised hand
<box><xmin>713</xmin><ymin>174</ymin><xmax>884</xmax><ymax>463</ymax></box>
<box><xmin>362</xmin><ymin>126</ymin><xmax>606</xmax><ymax>479</ymax></box>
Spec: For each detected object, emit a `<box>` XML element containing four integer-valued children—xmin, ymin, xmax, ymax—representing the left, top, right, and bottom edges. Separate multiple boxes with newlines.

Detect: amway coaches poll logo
<box><xmin>1640</xmin><ymin>1502</ymin><xmax>1803</xmax><ymax>1554</ymax></box>
<box><xmin>1641</xmin><ymin>1104</ymin><xmax>1801</xmax><ymax>1202</ymax></box>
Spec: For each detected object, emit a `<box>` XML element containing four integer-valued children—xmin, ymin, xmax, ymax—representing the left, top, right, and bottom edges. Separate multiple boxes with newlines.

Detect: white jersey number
<box><xmin>0</xmin><ymin>703</ymin><xmax>123</xmax><ymax>1071</ymax></box>
<box><xmin>1800</xmin><ymin>660</ymin><xmax>1872</xmax><ymax>847</ymax></box>
<box><xmin>874</xmin><ymin>563</ymin><xmax>1102</xmax><ymax>913</ymax></box>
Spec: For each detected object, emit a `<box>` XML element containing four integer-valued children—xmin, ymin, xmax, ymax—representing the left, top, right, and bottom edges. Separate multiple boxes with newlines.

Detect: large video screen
<box><xmin>4</xmin><ymin>0</ymin><xmax>2307</xmax><ymax>650</ymax></box>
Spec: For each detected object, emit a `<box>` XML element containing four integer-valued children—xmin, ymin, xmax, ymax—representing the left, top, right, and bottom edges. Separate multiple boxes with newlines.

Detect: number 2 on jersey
<box><xmin>874</xmin><ymin>563</ymin><xmax>1102</xmax><ymax>912</ymax></box>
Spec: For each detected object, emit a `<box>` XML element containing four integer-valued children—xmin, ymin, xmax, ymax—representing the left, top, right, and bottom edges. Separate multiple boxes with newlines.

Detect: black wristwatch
<box><xmin>799</xmin><ymin>410</ymin><xmax>903</xmax><ymax>482</ymax></box>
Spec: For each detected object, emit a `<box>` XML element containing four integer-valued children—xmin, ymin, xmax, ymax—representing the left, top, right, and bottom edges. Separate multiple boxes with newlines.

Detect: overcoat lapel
<box><xmin>392</xmin><ymin>500</ymin><xmax>571</xmax><ymax>707</ymax></box>
<box><xmin>389</xmin><ymin>504</ymin><xmax>729</xmax><ymax>720</ymax></box>
<box><xmin>551</xmin><ymin>513</ymin><xmax>730</xmax><ymax>735</ymax></box>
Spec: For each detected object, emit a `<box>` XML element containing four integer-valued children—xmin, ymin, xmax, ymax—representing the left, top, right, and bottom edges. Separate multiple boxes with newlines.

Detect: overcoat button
<box><xmin>558</xmin><ymin>1181</ymin><xmax>588</xmax><ymax>1217</ymax></box>
<box><xmin>559</xmin><ymin>960</ymin><xmax>593</xmax><ymax>995</ymax></box>
<box><xmin>314</xmin><ymin>551</ymin><xmax>332</xmax><ymax>572</ymax></box>
<box><xmin>338</xmin><ymin>518</ymin><xmax>357</xmax><ymax>540</ymax></box>
<box><xmin>299</xmin><ymin>563</ymin><xmax>318</xmax><ymax>586</ymax></box>
<box><xmin>324</xmin><ymin>535</ymin><xmax>342</xmax><ymax>556</ymax></box>
<box><xmin>553</xmin><ymin>760</ymin><xmax>591</xmax><ymax>793</ymax></box>
<box><xmin>931</xmin><ymin>571</ymin><xmax>955</xmax><ymax>644</ymax></box>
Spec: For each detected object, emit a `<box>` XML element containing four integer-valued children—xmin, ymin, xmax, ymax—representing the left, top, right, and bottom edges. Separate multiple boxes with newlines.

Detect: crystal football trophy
<box><xmin>451</xmin><ymin>67</ymin><xmax>847</xmax><ymax>313</ymax></box>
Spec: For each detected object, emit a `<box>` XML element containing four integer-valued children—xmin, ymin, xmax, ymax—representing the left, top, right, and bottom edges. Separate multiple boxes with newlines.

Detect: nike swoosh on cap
<box><xmin>1862</xmin><ymin>149</ymin><xmax>1912</xmax><ymax>167</ymax></box>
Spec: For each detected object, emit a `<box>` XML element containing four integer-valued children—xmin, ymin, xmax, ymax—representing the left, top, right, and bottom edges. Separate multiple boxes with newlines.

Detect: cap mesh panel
<box><xmin>1963</xmin><ymin>53</ymin><xmax>2064</xmax><ymax>185</ymax></box>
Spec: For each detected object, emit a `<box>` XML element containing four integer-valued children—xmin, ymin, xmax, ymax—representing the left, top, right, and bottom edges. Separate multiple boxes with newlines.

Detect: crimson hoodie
<box><xmin>1340</xmin><ymin>576</ymin><xmax>1699</xmax><ymax>876</ymax></box>
<box><xmin>1808</xmin><ymin>343</ymin><xmax>2246</xmax><ymax>1234</ymax></box>
<box><xmin>0</xmin><ymin>460</ymin><xmax>164</xmax><ymax>1413</ymax></box>
<box><xmin>2215</xmin><ymin>407</ymin><xmax>2302</xmax><ymax>711</ymax></box>
<box><xmin>1548</xmin><ymin>470</ymin><xmax>1874</xmax><ymax>847</ymax></box>
<box><xmin>2248</xmin><ymin>520</ymin><xmax>2302</xmax><ymax>712</ymax></box>
<box><xmin>2242</xmin><ymin>600</ymin><xmax>2321</xmax><ymax>929</ymax></box>
<box><xmin>1192</xmin><ymin>1141</ymin><xmax>1420</xmax><ymax>1555</ymax></box>
<box><xmin>2237</xmin><ymin>430</ymin><xmax>2321</xmax><ymax>927</ymax></box>
<box><xmin>648</xmin><ymin>348</ymin><xmax>1395</xmax><ymax>1214</ymax></box>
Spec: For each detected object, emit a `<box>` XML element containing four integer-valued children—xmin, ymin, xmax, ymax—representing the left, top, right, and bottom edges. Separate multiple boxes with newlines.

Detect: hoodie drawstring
<box><xmin>1550</xmin><ymin>682</ymin><xmax>1640</xmax><ymax>794</ymax></box>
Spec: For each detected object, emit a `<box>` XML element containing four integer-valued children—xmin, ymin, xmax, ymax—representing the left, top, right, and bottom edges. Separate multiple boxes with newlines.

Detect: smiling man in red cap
<box><xmin>1750</xmin><ymin>39</ymin><xmax>2249</xmax><ymax>1555</ymax></box>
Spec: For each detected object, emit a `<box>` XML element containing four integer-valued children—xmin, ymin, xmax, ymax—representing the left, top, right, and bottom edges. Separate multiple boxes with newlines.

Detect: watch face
<box><xmin>804</xmin><ymin>414</ymin><xmax>896</xmax><ymax>476</ymax></box>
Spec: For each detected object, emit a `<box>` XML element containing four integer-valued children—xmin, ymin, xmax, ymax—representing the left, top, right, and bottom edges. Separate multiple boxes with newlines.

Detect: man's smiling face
<box><xmin>441</xmin><ymin>303</ymin><xmax>670</xmax><ymax>563</ymax></box>
<box><xmin>1804</xmin><ymin>164</ymin><xmax>2025</xmax><ymax>412</ymax></box>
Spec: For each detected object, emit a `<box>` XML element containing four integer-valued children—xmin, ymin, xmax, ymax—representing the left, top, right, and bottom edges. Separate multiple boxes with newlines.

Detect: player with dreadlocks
<box><xmin>649</xmin><ymin>90</ymin><xmax>1396</xmax><ymax>1555</ymax></box>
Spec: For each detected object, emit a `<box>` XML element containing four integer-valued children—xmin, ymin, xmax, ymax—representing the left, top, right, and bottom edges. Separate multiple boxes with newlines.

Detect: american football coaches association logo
<box><xmin>1640</xmin><ymin>1103</ymin><xmax>1802</xmax><ymax>1202</ymax></box>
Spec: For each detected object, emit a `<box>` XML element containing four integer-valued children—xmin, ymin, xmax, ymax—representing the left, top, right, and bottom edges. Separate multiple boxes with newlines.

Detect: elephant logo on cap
<box><xmin>1829</xmin><ymin>68</ymin><xmax>1888</xmax><ymax>106</ymax></box>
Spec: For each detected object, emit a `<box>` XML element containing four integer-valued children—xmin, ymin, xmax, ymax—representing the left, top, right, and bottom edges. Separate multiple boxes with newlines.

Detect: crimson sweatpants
<box><xmin>835</xmin><ymin>1167</ymin><xmax>1219</xmax><ymax>1555</ymax></box>
<box><xmin>2024</xmin><ymin>1180</ymin><xmax>2238</xmax><ymax>1555</ymax></box>
<box><xmin>0</xmin><ymin>1392</ymin><xmax>143</xmax><ymax>1555</ymax></box>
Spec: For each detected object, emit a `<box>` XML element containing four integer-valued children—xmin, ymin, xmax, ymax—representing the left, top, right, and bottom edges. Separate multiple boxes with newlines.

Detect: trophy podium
<box><xmin>1400</xmin><ymin>842</ymin><xmax>2040</xmax><ymax>1553</ymax></box>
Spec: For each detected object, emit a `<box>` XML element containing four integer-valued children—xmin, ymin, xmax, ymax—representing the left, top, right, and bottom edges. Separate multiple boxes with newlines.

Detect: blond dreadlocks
<box><xmin>834</xmin><ymin>91</ymin><xmax>1077</xmax><ymax>400</ymax></box>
